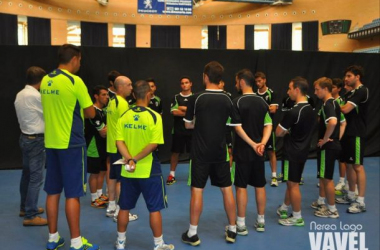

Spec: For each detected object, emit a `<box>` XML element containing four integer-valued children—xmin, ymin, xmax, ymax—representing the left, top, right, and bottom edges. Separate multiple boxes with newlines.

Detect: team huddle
<box><xmin>15</xmin><ymin>44</ymin><xmax>369</xmax><ymax>250</ymax></box>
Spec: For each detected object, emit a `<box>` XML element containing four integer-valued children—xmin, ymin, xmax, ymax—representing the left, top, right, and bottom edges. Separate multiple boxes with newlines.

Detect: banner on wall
<box><xmin>137</xmin><ymin>0</ymin><xmax>192</xmax><ymax>15</ymax></box>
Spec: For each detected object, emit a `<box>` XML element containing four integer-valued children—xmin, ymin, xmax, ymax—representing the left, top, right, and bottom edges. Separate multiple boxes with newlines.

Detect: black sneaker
<box><xmin>225</xmin><ymin>229</ymin><xmax>237</xmax><ymax>243</ymax></box>
<box><xmin>182</xmin><ymin>230</ymin><xmax>201</xmax><ymax>246</ymax></box>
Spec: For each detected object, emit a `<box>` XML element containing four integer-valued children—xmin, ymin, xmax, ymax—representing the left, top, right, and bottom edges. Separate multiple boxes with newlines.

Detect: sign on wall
<box><xmin>138</xmin><ymin>0</ymin><xmax>193</xmax><ymax>15</ymax></box>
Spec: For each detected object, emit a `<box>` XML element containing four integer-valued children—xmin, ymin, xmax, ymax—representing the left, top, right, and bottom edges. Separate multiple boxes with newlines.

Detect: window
<box><xmin>201</xmin><ymin>25</ymin><xmax>208</xmax><ymax>49</ymax></box>
<box><xmin>67</xmin><ymin>21</ymin><xmax>81</xmax><ymax>45</ymax></box>
<box><xmin>18</xmin><ymin>16</ymin><xmax>28</xmax><ymax>45</ymax></box>
<box><xmin>113</xmin><ymin>24</ymin><xmax>125</xmax><ymax>47</ymax></box>
<box><xmin>254</xmin><ymin>24</ymin><xmax>269</xmax><ymax>50</ymax></box>
<box><xmin>292</xmin><ymin>22</ymin><xmax>302</xmax><ymax>51</ymax></box>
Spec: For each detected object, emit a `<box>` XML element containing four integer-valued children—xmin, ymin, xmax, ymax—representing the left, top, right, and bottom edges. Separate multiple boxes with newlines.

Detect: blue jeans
<box><xmin>19</xmin><ymin>134</ymin><xmax>45</xmax><ymax>219</ymax></box>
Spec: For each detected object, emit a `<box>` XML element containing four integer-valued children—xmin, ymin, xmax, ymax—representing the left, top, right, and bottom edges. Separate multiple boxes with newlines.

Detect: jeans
<box><xmin>19</xmin><ymin>134</ymin><xmax>45</xmax><ymax>219</ymax></box>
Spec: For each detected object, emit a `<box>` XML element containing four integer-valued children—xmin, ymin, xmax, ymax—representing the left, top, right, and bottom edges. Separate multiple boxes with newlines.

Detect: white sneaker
<box><xmin>129</xmin><ymin>213</ymin><xmax>138</xmax><ymax>221</ymax></box>
<box><xmin>153</xmin><ymin>243</ymin><xmax>175</xmax><ymax>250</ymax></box>
<box><xmin>113</xmin><ymin>205</ymin><xmax>120</xmax><ymax>222</ymax></box>
<box><xmin>106</xmin><ymin>206</ymin><xmax>116</xmax><ymax>217</ymax></box>
<box><xmin>115</xmin><ymin>239</ymin><xmax>125</xmax><ymax>250</ymax></box>
<box><xmin>347</xmin><ymin>202</ymin><xmax>366</xmax><ymax>214</ymax></box>
<box><xmin>335</xmin><ymin>181</ymin><xmax>345</xmax><ymax>191</ymax></box>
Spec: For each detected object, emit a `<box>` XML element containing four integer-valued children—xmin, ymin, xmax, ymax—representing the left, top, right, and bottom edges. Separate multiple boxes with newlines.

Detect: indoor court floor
<box><xmin>0</xmin><ymin>157</ymin><xmax>379</xmax><ymax>250</ymax></box>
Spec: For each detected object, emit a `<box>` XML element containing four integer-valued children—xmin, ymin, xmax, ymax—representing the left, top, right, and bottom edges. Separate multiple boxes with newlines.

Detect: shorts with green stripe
<box><xmin>340</xmin><ymin>136</ymin><xmax>365</xmax><ymax>165</ymax></box>
<box><xmin>281</xmin><ymin>159</ymin><xmax>306</xmax><ymax>183</ymax></box>
<box><xmin>265</xmin><ymin>132</ymin><xmax>276</xmax><ymax>151</ymax></box>
<box><xmin>317</xmin><ymin>149</ymin><xmax>340</xmax><ymax>180</ymax></box>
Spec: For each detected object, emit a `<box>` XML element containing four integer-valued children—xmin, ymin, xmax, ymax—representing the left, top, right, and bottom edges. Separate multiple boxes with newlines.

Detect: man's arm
<box><xmin>172</xmin><ymin>107</ymin><xmax>186</xmax><ymax>117</ymax></box>
<box><xmin>184</xmin><ymin>119</ymin><xmax>195</xmax><ymax>129</ymax></box>
<box><xmin>339</xmin><ymin>120</ymin><xmax>347</xmax><ymax>140</ymax></box>
<box><xmin>234</xmin><ymin>126</ymin><xmax>264</xmax><ymax>156</ymax></box>
<box><xmin>116</xmin><ymin>140</ymin><xmax>132</xmax><ymax>162</ymax></box>
<box><xmin>317</xmin><ymin>118</ymin><xmax>337</xmax><ymax>147</ymax></box>
<box><xmin>276</xmin><ymin>124</ymin><xmax>288</xmax><ymax>137</ymax></box>
<box><xmin>83</xmin><ymin>105</ymin><xmax>96</xmax><ymax>119</ymax></box>
<box><xmin>261</xmin><ymin>125</ymin><xmax>272</xmax><ymax>145</ymax></box>
<box><xmin>340</xmin><ymin>102</ymin><xmax>355</xmax><ymax>114</ymax></box>
<box><xmin>269</xmin><ymin>105</ymin><xmax>278</xmax><ymax>114</ymax></box>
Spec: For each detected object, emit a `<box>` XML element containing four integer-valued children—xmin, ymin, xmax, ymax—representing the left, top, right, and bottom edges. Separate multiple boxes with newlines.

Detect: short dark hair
<box><xmin>26</xmin><ymin>66</ymin><xmax>46</xmax><ymax>85</ymax></box>
<box><xmin>254</xmin><ymin>72</ymin><xmax>266</xmax><ymax>79</ymax></box>
<box><xmin>134</xmin><ymin>80</ymin><xmax>150</xmax><ymax>100</ymax></box>
<box><xmin>291</xmin><ymin>76</ymin><xmax>309</xmax><ymax>95</ymax></box>
<box><xmin>332</xmin><ymin>78</ymin><xmax>344</xmax><ymax>89</ymax></box>
<box><xmin>204</xmin><ymin>61</ymin><xmax>224</xmax><ymax>84</ymax></box>
<box><xmin>58</xmin><ymin>44</ymin><xmax>81</xmax><ymax>64</ymax></box>
<box><xmin>146</xmin><ymin>77</ymin><xmax>155</xmax><ymax>84</ymax></box>
<box><xmin>180</xmin><ymin>76</ymin><xmax>191</xmax><ymax>83</ymax></box>
<box><xmin>314</xmin><ymin>77</ymin><xmax>333</xmax><ymax>92</ymax></box>
<box><xmin>345</xmin><ymin>65</ymin><xmax>364</xmax><ymax>81</ymax></box>
<box><xmin>108</xmin><ymin>70</ymin><xmax>121</xmax><ymax>84</ymax></box>
<box><xmin>92</xmin><ymin>85</ymin><xmax>108</xmax><ymax>97</ymax></box>
<box><xmin>236</xmin><ymin>69</ymin><xmax>255</xmax><ymax>87</ymax></box>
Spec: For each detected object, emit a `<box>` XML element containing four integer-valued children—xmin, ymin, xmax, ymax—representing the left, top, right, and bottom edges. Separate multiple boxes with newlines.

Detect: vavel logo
<box><xmin>309</xmin><ymin>221</ymin><xmax>368</xmax><ymax>250</ymax></box>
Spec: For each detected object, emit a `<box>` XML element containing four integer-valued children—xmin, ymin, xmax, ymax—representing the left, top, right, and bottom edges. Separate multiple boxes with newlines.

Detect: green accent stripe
<box><xmin>284</xmin><ymin>160</ymin><xmax>289</xmax><ymax>181</ymax></box>
<box><xmin>320</xmin><ymin>150</ymin><xmax>326</xmax><ymax>178</ymax></box>
<box><xmin>160</xmin><ymin>176</ymin><xmax>168</xmax><ymax>208</ymax></box>
<box><xmin>272</xmin><ymin>132</ymin><xmax>276</xmax><ymax>151</ymax></box>
<box><xmin>355</xmin><ymin>137</ymin><xmax>361</xmax><ymax>165</ymax></box>
<box><xmin>187</xmin><ymin>160</ymin><xmax>192</xmax><ymax>186</ymax></box>
<box><xmin>82</xmin><ymin>147</ymin><xmax>87</xmax><ymax>193</ymax></box>
<box><xmin>230</xmin><ymin>161</ymin><xmax>235</xmax><ymax>184</ymax></box>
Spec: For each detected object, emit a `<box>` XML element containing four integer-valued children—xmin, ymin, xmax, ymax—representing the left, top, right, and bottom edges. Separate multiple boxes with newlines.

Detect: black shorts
<box><xmin>265</xmin><ymin>132</ymin><xmax>276</xmax><ymax>151</ymax></box>
<box><xmin>109</xmin><ymin>152</ymin><xmax>122</xmax><ymax>181</ymax></box>
<box><xmin>171</xmin><ymin>133</ymin><xmax>192</xmax><ymax>154</ymax></box>
<box><xmin>317</xmin><ymin>149</ymin><xmax>340</xmax><ymax>180</ymax></box>
<box><xmin>282</xmin><ymin>160</ymin><xmax>306</xmax><ymax>183</ymax></box>
<box><xmin>226</xmin><ymin>131</ymin><xmax>233</xmax><ymax>149</ymax></box>
<box><xmin>189</xmin><ymin>159</ymin><xmax>231</xmax><ymax>188</ymax></box>
<box><xmin>234</xmin><ymin>161</ymin><xmax>266</xmax><ymax>188</ymax></box>
<box><xmin>340</xmin><ymin>136</ymin><xmax>365</xmax><ymax>165</ymax></box>
<box><xmin>87</xmin><ymin>157</ymin><xmax>107</xmax><ymax>174</ymax></box>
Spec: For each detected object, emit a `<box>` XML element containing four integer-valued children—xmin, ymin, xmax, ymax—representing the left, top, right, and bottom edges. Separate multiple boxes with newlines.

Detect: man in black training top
<box><xmin>336</xmin><ymin>65</ymin><xmax>369</xmax><ymax>214</ymax></box>
<box><xmin>182</xmin><ymin>61</ymin><xmax>237</xmax><ymax>245</ymax></box>
<box><xmin>147</xmin><ymin>77</ymin><xmax>163</xmax><ymax>115</ymax></box>
<box><xmin>255</xmin><ymin>72</ymin><xmax>279</xmax><ymax>187</ymax></box>
<box><xmin>230</xmin><ymin>69</ymin><xmax>272</xmax><ymax>234</ymax></box>
<box><xmin>166</xmin><ymin>76</ymin><xmax>193</xmax><ymax>185</ymax></box>
<box><xmin>276</xmin><ymin>77</ymin><xmax>316</xmax><ymax>227</ymax></box>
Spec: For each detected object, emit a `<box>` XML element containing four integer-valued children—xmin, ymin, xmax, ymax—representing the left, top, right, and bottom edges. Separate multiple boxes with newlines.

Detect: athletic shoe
<box><xmin>129</xmin><ymin>213</ymin><xmax>138</xmax><ymax>221</ymax></box>
<box><xmin>46</xmin><ymin>236</ymin><xmax>65</xmax><ymax>250</ymax></box>
<box><xmin>277</xmin><ymin>206</ymin><xmax>288</xmax><ymax>219</ymax></box>
<box><xmin>23</xmin><ymin>216</ymin><xmax>48</xmax><ymax>226</ymax></box>
<box><xmin>317</xmin><ymin>182</ymin><xmax>320</xmax><ymax>187</ymax></box>
<box><xmin>237</xmin><ymin>225</ymin><xmax>248</xmax><ymax>236</ymax></box>
<box><xmin>277</xmin><ymin>173</ymin><xmax>283</xmax><ymax>183</ymax></box>
<box><xmin>299</xmin><ymin>177</ymin><xmax>304</xmax><ymax>185</ymax></box>
<box><xmin>335</xmin><ymin>181</ymin><xmax>345</xmax><ymax>191</ymax></box>
<box><xmin>113</xmin><ymin>206</ymin><xmax>120</xmax><ymax>222</ymax></box>
<box><xmin>347</xmin><ymin>202</ymin><xmax>366</xmax><ymax>214</ymax></box>
<box><xmin>99</xmin><ymin>194</ymin><xmax>109</xmax><ymax>203</ymax></box>
<box><xmin>254</xmin><ymin>221</ymin><xmax>265</xmax><ymax>232</ymax></box>
<box><xmin>20</xmin><ymin>207</ymin><xmax>44</xmax><ymax>217</ymax></box>
<box><xmin>225</xmin><ymin>229</ymin><xmax>237</xmax><ymax>243</ymax></box>
<box><xmin>91</xmin><ymin>199</ymin><xmax>106</xmax><ymax>209</ymax></box>
<box><xmin>335</xmin><ymin>195</ymin><xmax>356</xmax><ymax>204</ymax></box>
<box><xmin>166</xmin><ymin>175</ymin><xmax>176</xmax><ymax>185</ymax></box>
<box><xmin>153</xmin><ymin>242</ymin><xmax>175</xmax><ymax>250</ymax></box>
<box><xmin>181</xmin><ymin>230</ymin><xmax>201</xmax><ymax>246</ymax></box>
<box><xmin>278</xmin><ymin>216</ymin><xmax>305</xmax><ymax>227</ymax></box>
<box><xmin>115</xmin><ymin>239</ymin><xmax>125</xmax><ymax>250</ymax></box>
<box><xmin>314</xmin><ymin>209</ymin><xmax>339</xmax><ymax>218</ymax></box>
<box><xmin>106</xmin><ymin>206</ymin><xmax>116</xmax><ymax>217</ymax></box>
<box><xmin>69</xmin><ymin>237</ymin><xmax>99</xmax><ymax>250</ymax></box>
<box><xmin>271</xmin><ymin>177</ymin><xmax>278</xmax><ymax>187</ymax></box>
<box><xmin>225</xmin><ymin>225</ymin><xmax>248</xmax><ymax>236</ymax></box>
<box><xmin>310</xmin><ymin>201</ymin><xmax>326</xmax><ymax>210</ymax></box>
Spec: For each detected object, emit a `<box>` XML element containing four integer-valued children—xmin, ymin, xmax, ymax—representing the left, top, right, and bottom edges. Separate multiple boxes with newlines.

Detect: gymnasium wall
<box><xmin>0</xmin><ymin>46</ymin><xmax>379</xmax><ymax>169</ymax></box>
<box><xmin>1</xmin><ymin>0</ymin><xmax>379</xmax><ymax>51</ymax></box>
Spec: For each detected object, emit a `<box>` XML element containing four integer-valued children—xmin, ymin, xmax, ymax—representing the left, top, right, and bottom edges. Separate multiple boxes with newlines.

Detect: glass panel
<box><xmin>292</xmin><ymin>22</ymin><xmax>302</xmax><ymax>51</ymax></box>
<box><xmin>113</xmin><ymin>24</ymin><xmax>125</xmax><ymax>47</ymax></box>
<box><xmin>201</xmin><ymin>25</ymin><xmax>208</xmax><ymax>49</ymax></box>
<box><xmin>18</xmin><ymin>16</ymin><xmax>28</xmax><ymax>45</ymax></box>
<box><xmin>67</xmin><ymin>21</ymin><xmax>81</xmax><ymax>46</ymax></box>
<box><xmin>254</xmin><ymin>24</ymin><xmax>269</xmax><ymax>50</ymax></box>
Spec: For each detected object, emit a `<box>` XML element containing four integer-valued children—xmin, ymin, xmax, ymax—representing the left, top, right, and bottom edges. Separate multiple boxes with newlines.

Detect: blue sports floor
<box><xmin>0</xmin><ymin>157</ymin><xmax>379</xmax><ymax>250</ymax></box>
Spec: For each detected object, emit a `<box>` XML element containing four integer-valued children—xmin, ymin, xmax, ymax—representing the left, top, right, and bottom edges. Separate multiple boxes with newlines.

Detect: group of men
<box><xmin>14</xmin><ymin>42</ymin><xmax>369</xmax><ymax>250</ymax></box>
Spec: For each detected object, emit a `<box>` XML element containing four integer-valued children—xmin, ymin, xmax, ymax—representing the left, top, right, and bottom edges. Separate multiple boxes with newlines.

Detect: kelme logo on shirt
<box><xmin>133</xmin><ymin>115</ymin><xmax>140</xmax><ymax>121</ymax></box>
<box><xmin>48</xmin><ymin>80</ymin><xmax>53</xmax><ymax>86</ymax></box>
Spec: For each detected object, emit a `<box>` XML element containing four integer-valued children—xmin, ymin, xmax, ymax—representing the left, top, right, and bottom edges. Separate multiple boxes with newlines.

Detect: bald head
<box><xmin>114</xmin><ymin>76</ymin><xmax>133</xmax><ymax>98</ymax></box>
